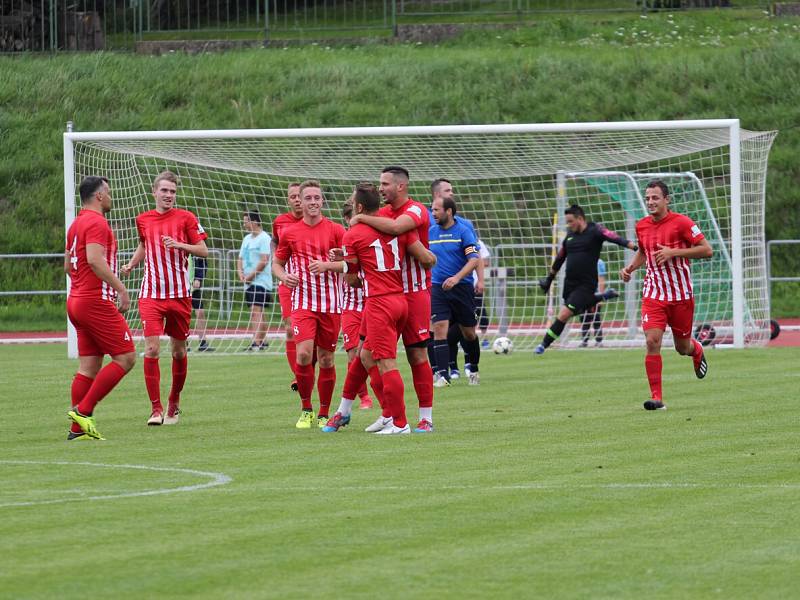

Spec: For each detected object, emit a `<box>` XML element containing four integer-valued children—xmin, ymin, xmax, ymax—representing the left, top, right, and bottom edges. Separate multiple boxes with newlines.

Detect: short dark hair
<box><xmin>246</xmin><ymin>210</ymin><xmax>261</xmax><ymax>224</ymax></box>
<box><xmin>564</xmin><ymin>204</ymin><xmax>585</xmax><ymax>219</ymax></box>
<box><xmin>645</xmin><ymin>179</ymin><xmax>670</xmax><ymax>198</ymax></box>
<box><xmin>431</xmin><ymin>178</ymin><xmax>451</xmax><ymax>195</ymax></box>
<box><xmin>354</xmin><ymin>182</ymin><xmax>381</xmax><ymax>214</ymax></box>
<box><xmin>382</xmin><ymin>166</ymin><xmax>409</xmax><ymax>182</ymax></box>
<box><xmin>441</xmin><ymin>196</ymin><xmax>457</xmax><ymax>217</ymax></box>
<box><xmin>79</xmin><ymin>176</ymin><xmax>109</xmax><ymax>204</ymax></box>
<box><xmin>341</xmin><ymin>200</ymin><xmax>354</xmax><ymax>220</ymax></box>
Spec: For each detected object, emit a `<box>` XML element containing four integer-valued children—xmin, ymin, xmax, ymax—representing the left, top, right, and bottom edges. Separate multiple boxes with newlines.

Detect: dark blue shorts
<box><xmin>191</xmin><ymin>288</ymin><xmax>204</xmax><ymax>310</ymax></box>
<box><xmin>431</xmin><ymin>283</ymin><xmax>477</xmax><ymax>327</ymax></box>
<box><xmin>245</xmin><ymin>285</ymin><xmax>273</xmax><ymax>307</ymax></box>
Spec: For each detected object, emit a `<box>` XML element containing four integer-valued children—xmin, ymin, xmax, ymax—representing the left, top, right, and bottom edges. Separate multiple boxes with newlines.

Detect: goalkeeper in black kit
<box><xmin>534</xmin><ymin>204</ymin><xmax>637</xmax><ymax>354</ymax></box>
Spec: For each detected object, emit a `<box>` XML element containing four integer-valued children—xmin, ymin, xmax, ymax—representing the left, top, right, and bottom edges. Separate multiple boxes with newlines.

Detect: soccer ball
<box><xmin>492</xmin><ymin>337</ymin><xmax>513</xmax><ymax>354</ymax></box>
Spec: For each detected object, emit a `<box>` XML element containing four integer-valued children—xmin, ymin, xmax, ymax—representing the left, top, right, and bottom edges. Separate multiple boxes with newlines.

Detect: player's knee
<box><xmin>318</xmin><ymin>354</ymin><xmax>335</xmax><ymax>368</ymax></box>
<box><xmin>296</xmin><ymin>350</ymin><xmax>313</xmax><ymax>365</ymax></box>
<box><xmin>115</xmin><ymin>352</ymin><xmax>137</xmax><ymax>372</ymax></box>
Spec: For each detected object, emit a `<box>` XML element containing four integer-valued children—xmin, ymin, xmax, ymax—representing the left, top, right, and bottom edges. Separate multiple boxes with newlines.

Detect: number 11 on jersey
<box><xmin>369</xmin><ymin>237</ymin><xmax>401</xmax><ymax>272</ymax></box>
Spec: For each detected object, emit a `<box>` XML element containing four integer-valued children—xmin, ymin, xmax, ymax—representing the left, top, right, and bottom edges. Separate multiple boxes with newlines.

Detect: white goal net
<box><xmin>63</xmin><ymin>121</ymin><xmax>776</xmax><ymax>357</ymax></box>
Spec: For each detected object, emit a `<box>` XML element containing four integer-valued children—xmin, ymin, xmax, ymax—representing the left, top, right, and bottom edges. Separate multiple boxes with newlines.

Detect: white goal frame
<box><xmin>64</xmin><ymin>119</ymin><xmax>761</xmax><ymax>357</ymax></box>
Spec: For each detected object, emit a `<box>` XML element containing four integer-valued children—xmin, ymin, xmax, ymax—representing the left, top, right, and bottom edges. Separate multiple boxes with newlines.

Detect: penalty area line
<box><xmin>0</xmin><ymin>460</ymin><xmax>232</xmax><ymax>508</ymax></box>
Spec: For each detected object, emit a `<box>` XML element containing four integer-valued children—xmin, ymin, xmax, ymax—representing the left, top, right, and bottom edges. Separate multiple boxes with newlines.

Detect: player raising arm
<box><xmin>350</xmin><ymin>166</ymin><xmax>436</xmax><ymax>433</ymax></box>
<box><xmin>534</xmin><ymin>204</ymin><xmax>636</xmax><ymax>355</ymax></box>
<box><xmin>621</xmin><ymin>179</ymin><xmax>712</xmax><ymax>410</ymax></box>
<box><xmin>325</xmin><ymin>182</ymin><xmax>435</xmax><ymax>434</ymax></box>
<box><xmin>66</xmin><ymin>176</ymin><xmax>136</xmax><ymax>440</ymax></box>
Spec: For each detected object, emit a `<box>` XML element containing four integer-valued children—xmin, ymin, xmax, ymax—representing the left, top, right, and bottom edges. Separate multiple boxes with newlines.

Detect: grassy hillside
<box><xmin>1</xmin><ymin>9</ymin><xmax>799</xmax><ymax>327</ymax></box>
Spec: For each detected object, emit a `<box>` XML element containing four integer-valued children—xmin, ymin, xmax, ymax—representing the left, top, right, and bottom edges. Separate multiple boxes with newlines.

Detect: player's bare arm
<box><xmin>351</xmin><ymin>213</ymin><xmax>415</xmax><ymax>236</ymax></box>
<box><xmin>653</xmin><ymin>238</ymin><xmax>713</xmax><ymax>266</ymax></box>
<box><xmin>272</xmin><ymin>256</ymin><xmax>299</xmax><ymax>288</ymax></box>
<box><xmin>309</xmin><ymin>260</ymin><xmax>345</xmax><ymax>274</ymax></box>
<box><xmin>407</xmin><ymin>240</ymin><xmax>437</xmax><ymax>270</ymax></box>
<box><xmin>443</xmin><ymin>256</ymin><xmax>479</xmax><ymax>291</ymax></box>
<box><xmin>621</xmin><ymin>248</ymin><xmax>647</xmax><ymax>282</ymax></box>
<box><xmin>86</xmin><ymin>243</ymin><xmax>131</xmax><ymax>312</ymax></box>
<box><xmin>163</xmin><ymin>237</ymin><xmax>209</xmax><ymax>258</ymax></box>
<box><xmin>120</xmin><ymin>242</ymin><xmax>145</xmax><ymax>276</ymax></box>
<box><xmin>475</xmin><ymin>258</ymin><xmax>486</xmax><ymax>295</ymax></box>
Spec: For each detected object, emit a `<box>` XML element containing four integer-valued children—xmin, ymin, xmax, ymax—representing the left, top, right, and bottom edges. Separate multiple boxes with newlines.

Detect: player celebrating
<box><xmin>339</xmin><ymin>199</ymin><xmax>373</xmax><ymax>410</ymax></box>
<box><xmin>272</xmin><ymin>183</ymin><xmax>304</xmax><ymax>389</ymax></box>
<box><xmin>66</xmin><ymin>176</ymin><xmax>136</xmax><ymax>440</ymax></box>
<box><xmin>429</xmin><ymin>196</ymin><xmax>481</xmax><ymax>387</ymax></box>
<box><xmin>121</xmin><ymin>171</ymin><xmax>208</xmax><ymax>426</ymax></box>
<box><xmin>273</xmin><ymin>180</ymin><xmax>345</xmax><ymax>429</ymax></box>
<box><xmin>350</xmin><ymin>166</ymin><xmax>436</xmax><ymax>433</ymax></box>
<box><xmin>328</xmin><ymin>183</ymin><xmax>436</xmax><ymax>434</ymax></box>
<box><xmin>534</xmin><ymin>204</ymin><xmax>636</xmax><ymax>355</ymax></box>
<box><xmin>621</xmin><ymin>179</ymin><xmax>712</xmax><ymax>410</ymax></box>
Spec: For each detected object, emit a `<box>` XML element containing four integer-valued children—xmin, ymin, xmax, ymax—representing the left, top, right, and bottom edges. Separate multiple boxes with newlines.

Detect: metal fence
<box><xmin>1</xmin><ymin>0</ymin><xmax>770</xmax><ymax>52</ymax></box>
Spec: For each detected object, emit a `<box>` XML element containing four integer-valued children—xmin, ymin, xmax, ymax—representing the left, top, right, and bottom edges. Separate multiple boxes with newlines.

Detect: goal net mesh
<box><xmin>68</xmin><ymin>124</ymin><xmax>776</xmax><ymax>353</ymax></box>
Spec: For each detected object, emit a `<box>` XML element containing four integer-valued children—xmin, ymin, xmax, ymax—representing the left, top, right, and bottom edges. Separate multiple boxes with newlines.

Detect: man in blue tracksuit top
<box><xmin>429</xmin><ymin>196</ymin><xmax>481</xmax><ymax>387</ymax></box>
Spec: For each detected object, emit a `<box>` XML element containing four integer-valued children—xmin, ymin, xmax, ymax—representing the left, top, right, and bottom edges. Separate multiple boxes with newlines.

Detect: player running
<box><xmin>621</xmin><ymin>179</ymin><xmax>712</xmax><ymax>410</ymax></box>
<box><xmin>350</xmin><ymin>166</ymin><xmax>436</xmax><ymax>433</ymax></box>
<box><xmin>326</xmin><ymin>183</ymin><xmax>436</xmax><ymax>434</ymax></box>
<box><xmin>273</xmin><ymin>180</ymin><xmax>345</xmax><ymax>429</ymax></box>
<box><xmin>271</xmin><ymin>183</ymin><xmax>304</xmax><ymax>390</ymax></box>
<box><xmin>66</xmin><ymin>176</ymin><xmax>136</xmax><ymax>440</ymax></box>
<box><xmin>121</xmin><ymin>171</ymin><xmax>208</xmax><ymax>426</ymax></box>
<box><xmin>535</xmin><ymin>204</ymin><xmax>636</xmax><ymax>354</ymax></box>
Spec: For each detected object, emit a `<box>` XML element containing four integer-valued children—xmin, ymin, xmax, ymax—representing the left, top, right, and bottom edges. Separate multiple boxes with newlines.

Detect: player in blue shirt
<box><xmin>429</xmin><ymin>196</ymin><xmax>481</xmax><ymax>386</ymax></box>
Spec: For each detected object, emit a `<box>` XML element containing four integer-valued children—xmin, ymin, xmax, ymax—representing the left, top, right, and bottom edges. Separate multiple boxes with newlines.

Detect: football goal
<box><xmin>63</xmin><ymin>120</ymin><xmax>776</xmax><ymax>357</ymax></box>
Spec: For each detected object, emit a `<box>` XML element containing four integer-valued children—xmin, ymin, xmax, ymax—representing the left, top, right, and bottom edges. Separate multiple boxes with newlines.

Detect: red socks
<box><xmin>296</xmin><ymin>362</ymin><xmax>315</xmax><ymax>411</ymax></box>
<box><xmin>71</xmin><ymin>373</ymin><xmax>94</xmax><ymax>432</ymax></box>
<box><xmin>691</xmin><ymin>339</ymin><xmax>704</xmax><ymax>370</ymax></box>
<box><xmin>143</xmin><ymin>357</ymin><xmax>162</xmax><ymax>412</ymax></box>
<box><xmin>317</xmin><ymin>366</ymin><xmax>336</xmax><ymax>418</ymax></box>
<box><xmin>410</xmin><ymin>361</ymin><xmax>434</xmax><ymax>409</ymax></box>
<box><xmin>381</xmin><ymin>369</ymin><xmax>407</xmax><ymax>429</ymax></box>
<box><xmin>645</xmin><ymin>354</ymin><xmax>663</xmax><ymax>401</ymax></box>
<box><xmin>368</xmin><ymin>365</ymin><xmax>389</xmax><ymax>418</ymax></box>
<box><xmin>168</xmin><ymin>355</ymin><xmax>187</xmax><ymax>408</ymax></box>
<box><xmin>342</xmin><ymin>358</ymin><xmax>368</xmax><ymax>401</ymax></box>
<box><xmin>77</xmin><ymin>362</ymin><xmax>127</xmax><ymax>416</ymax></box>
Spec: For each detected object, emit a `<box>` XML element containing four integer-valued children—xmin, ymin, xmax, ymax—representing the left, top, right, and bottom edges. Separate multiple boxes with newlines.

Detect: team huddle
<box><xmin>64</xmin><ymin>168</ymin><xmax>712</xmax><ymax>440</ymax></box>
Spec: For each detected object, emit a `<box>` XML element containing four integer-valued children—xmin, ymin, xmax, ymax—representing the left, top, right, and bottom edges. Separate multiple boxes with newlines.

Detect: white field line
<box><xmin>226</xmin><ymin>482</ymin><xmax>800</xmax><ymax>492</ymax></box>
<box><xmin>0</xmin><ymin>460</ymin><xmax>232</xmax><ymax>508</ymax></box>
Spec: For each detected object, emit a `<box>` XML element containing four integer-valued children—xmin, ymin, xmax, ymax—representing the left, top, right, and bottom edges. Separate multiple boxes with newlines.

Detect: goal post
<box><xmin>63</xmin><ymin>119</ymin><xmax>776</xmax><ymax>357</ymax></box>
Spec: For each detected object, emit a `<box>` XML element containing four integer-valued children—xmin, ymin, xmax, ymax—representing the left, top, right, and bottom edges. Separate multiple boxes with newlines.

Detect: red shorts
<box><xmin>401</xmin><ymin>289</ymin><xmax>431</xmax><ymax>347</ymax></box>
<box><xmin>278</xmin><ymin>285</ymin><xmax>293</xmax><ymax>320</ymax></box>
<box><xmin>363</xmin><ymin>295</ymin><xmax>408</xmax><ymax>360</ymax></box>
<box><xmin>341</xmin><ymin>309</ymin><xmax>364</xmax><ymax>352</ymax></box>
<box><xmin>291</xmin><ymin>309</ymin><xmax>341</xmax><ymax>351</ymax></box>
<box><xmin>67</xmin><ymin>296</ymin><xmax>135</xmax><ymax>357</ymax></box>
<box><xmin>641</xmin><ymin>297</ymin><xmax>695</xmax><ymax>339</ymax></box>
<box><xmin>138</xmin><ymin>297</ymin><xmax>192</xmax><ymax>340</ymax></box>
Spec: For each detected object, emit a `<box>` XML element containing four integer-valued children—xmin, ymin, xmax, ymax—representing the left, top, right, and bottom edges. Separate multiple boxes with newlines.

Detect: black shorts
<box><xmin>191</xmin><ymin>288</ymin><xmax>204</xmax><ymax>310</ymax></box>
<box><xmin>431</xmin><ymin>283</ymin><xmax>477</xmax><ymax>327</ymax></box>
<box><xmin>563</xmin><ymin>285</ymin><xmax>598</xmax><ymax>316</ymax></box>
<box><xmin>245</xmin><ymin>285</ymin><xmax>273</xmax><ymax>307</ymax></box>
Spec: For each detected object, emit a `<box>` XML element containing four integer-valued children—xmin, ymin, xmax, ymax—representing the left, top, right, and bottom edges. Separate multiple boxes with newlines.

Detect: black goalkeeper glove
<box><xmin>538</xmin><ymin>274</ymin><xmax>554</xmax><ymax>293</ymax></box>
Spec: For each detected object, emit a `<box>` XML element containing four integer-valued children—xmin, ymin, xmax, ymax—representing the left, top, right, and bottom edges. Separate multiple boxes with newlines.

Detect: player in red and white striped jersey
<box><xmin>271</xmin><ymin>182</ymin><xmax>303</xmax><ymax>389</ymax></box>
<box><xmin>349</xmin><ymin>167</ymin><xmax>436</xmax><ymax>431</ymax></box>
<box><xmin>621</xmin><ymin>179</ymin><xmax>713</xmax><ymax>411</ymax></box>
<box><xmin>65</xmin><ymin>176</ymin><xmax>136</xmax><ymax>441</ymax></box>
<box><xmin>121</xmin><ymin>171</ymin><xmax>208</xmax><ymax>426</ymax></box>
<box><xmin>338</xmin><ymin>200</ymin><xmax>373</xmax><ymax>410</ymax></box>
<box><xmin>273</xmin><ymin>180</ymin><xmax>345</xmax><ymax>429</ymax></box>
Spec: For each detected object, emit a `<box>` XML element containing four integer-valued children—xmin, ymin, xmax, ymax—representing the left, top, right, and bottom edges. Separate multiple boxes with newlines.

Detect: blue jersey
<box><xmin>429</xmin><ymin>219</ymin><xmax>480</xmax><ymax>285</ymax></box>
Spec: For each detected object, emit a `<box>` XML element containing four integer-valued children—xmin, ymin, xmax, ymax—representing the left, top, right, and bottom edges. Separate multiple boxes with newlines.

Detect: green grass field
<box><xmin>1</xmin><ymin>343</ymin><xmax>798</xmax><ymax>598</ymax></box>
